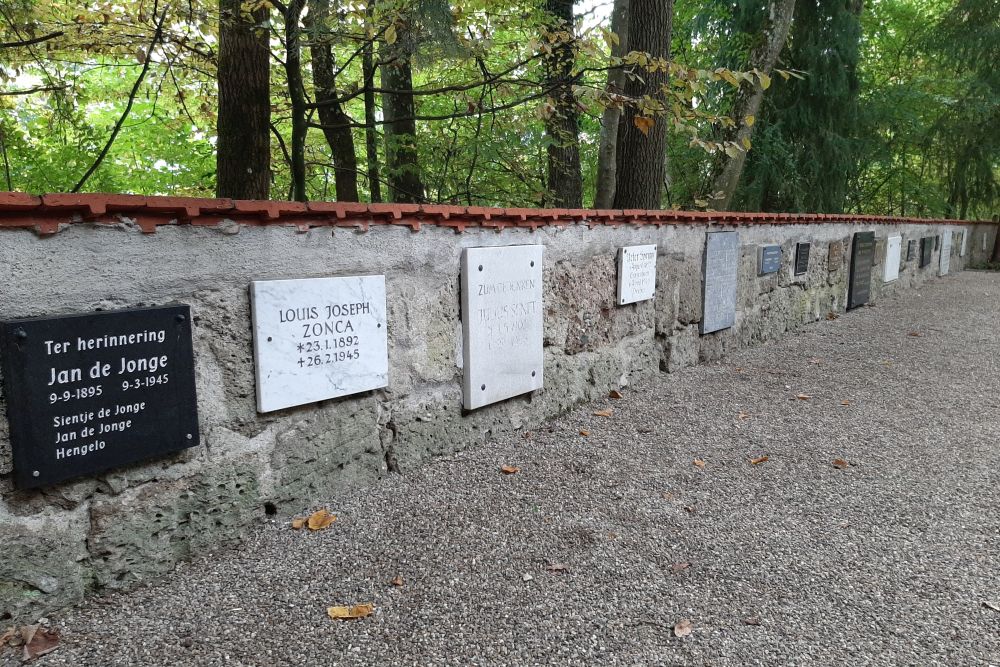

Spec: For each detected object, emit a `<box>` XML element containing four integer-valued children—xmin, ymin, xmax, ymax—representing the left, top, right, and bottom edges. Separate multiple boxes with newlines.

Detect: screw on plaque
<box><xmin>32</xmin><ymin>471</ymin><xmax>40</xmax><ymax>477</ymax></box>
<box><xmin>175</xmin><ymin>314</ymin><xmax>187</xmax><ymax>323</ymax></box>
<box><xmin>186</xmin><ymin>433</ymin><xmax>193</xmax><ymax>440</ymax></box>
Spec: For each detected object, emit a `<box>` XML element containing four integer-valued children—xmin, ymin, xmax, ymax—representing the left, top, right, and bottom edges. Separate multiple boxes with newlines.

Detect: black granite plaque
<box><xmin>934</xmin><ymin>235</ymin><xmax>940</xmax><ymax>251</ymax></box>
<box><xmin>758</xmin><ymin>245</ymin><xmax>782</xmax><ymax>275</ymax></box>
<box><xmin>920</xmin><ymin>237</ymin><xmax>933</xmax><ymax>267</ymax></box>
<box><xmin>847</xmin><ymin>231</ymin><xmax>876</xmax><ymax>310</ymax></box>
<box><xmin>794</xmin><ymin>243</ymin><xmax>810</xmax><ymax>276</ymax></box>
<box><xmin>0</xmin><ymin>305</ymin><xmax>199</xmax><ymax>489</ymax></box>
<box><xmin>906</xmin><ymin>239</ymin><xmax>916</xmax><ymax>261</ymax></box>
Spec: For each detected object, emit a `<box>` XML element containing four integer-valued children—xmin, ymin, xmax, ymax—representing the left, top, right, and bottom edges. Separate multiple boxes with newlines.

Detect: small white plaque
<box><xmin>250</xmin><ymin>276</ymin><xmax>388</xmax><ymax>412</ymax></box>
<box><xmin>960</xmin><ymin>228</ymin><xmax>968</xmax><ymax>257</ymax></box>
<box><xmin>939</xmin><ymin>230</ymin><xmax>952</xmax><ymax>276</ymax></box>
<box><xmin>617</xmin><ymin>244</ymin><xmax>657</xmax><ymax>305</ymax></box>
<box><xmin>461</xmin><ymin>245</ymin><xmax>544</xmax><ymax>410</ymax></box>
<box><xmin>884</xmin><ymin>236</ymin><xmax>901</xmax><ymax>282</ymax></box>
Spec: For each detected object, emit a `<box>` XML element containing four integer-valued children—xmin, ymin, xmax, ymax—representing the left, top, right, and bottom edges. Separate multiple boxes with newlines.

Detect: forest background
<box><xmin>1</xmin><ymin>0</ymin><xmax>997</xmax><ymax>219</ymax></box>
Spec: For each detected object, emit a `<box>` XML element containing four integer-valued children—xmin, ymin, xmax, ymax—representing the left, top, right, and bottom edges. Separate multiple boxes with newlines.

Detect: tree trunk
<box><xmin>542</xmin><ymin>0</ymin><xmax>582</xmax><ymax>208</ymax></box>
<box><xmin>380</xmin><ymin>16</ymin><xmax>424</xmax><ymax>204</ymax></box>
<box><xmin>284</xmin><ymin>0</ymin><xmax>308</xmax><ymax>201</ymax></box>
<box><xmin>613</xmin><ymin>0</ymin><xmax>673</xmax><ymax>210</ymax></box>
<box><xmin>706</xmin><ymin>0</ymin><xmax>795</xmax><ymax>211</ymax></box>
<box><xmin>217</xmin><ymin>0</ymin><xmax>271</xmax><ymax>199</ymax></box>
<box><xmin>308</xmin><ymin>0</ymin><xmax>360</xmax><ymax>202</ymax></box>
<box><xmin>593</xmin><ymin>0</ymin><xmax>629</xmax><ymax>209</ymax></box>
<box><xmin>363</xmin><ymin>0</ymin><xmax>383</xmax><ymax>203</ymax></box>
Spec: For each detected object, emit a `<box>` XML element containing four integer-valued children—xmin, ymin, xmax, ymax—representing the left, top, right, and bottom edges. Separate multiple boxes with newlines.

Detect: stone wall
<box><xmin>0</xmin><ymin>193</ymin><xmax>996</xmax><ymax>621</ymax></box>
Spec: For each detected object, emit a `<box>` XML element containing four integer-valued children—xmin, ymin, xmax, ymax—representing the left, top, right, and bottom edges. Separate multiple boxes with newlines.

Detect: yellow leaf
<box><xmin>385</xmin><ymin>24</ymin><xmax>397</xmax><ymax>45</ymax></box>
<box><xmin>721</xmin><ymin>70</ymin><xmax>740</xmax><ymax>87</ymax></box>
<box><xmin>500</xmin><ymin>465</ymin><xmax>520</xmax><ymax>474</ymax></box>
<box><xmin>327</xmin><ymin>603</ymin><xmax>374</xmax><ymax>620</ymax></box>
<box><xmin>744</xmin><ymin>114</ymin><xmax>755</xmax><ymax>127</ymax></box>
<box><xmin>758</xmin><ymin>72</ymin><xmax>771</xmax><ymax>90</ymax></box>
<box><xmin>593</xmin><ymin>408</ymin><xmax>614</xmax><ymax>418</ymax></box>
<box><xmin>741</xmin><ymin>136</ymin><xmax>752</xmax><ymax>150</ymax></box>
<box><xmin>633</xmin><ymin>115</ymin><xmax>654</xmax><ymax>136</ymax></box>
<box><xmin>291</xmin><ymin>518</ymin><xmax>306</xmax><ymax>530</ymax></box>
<box><xmin>750</xmin><ymin>455</ymin><xmax>769</xmax><ymax>465</ymax></box>
<box><xmin>307</xmin><ymin>509</ymin><xmax>337</xmax><ymax>531</ymax></box>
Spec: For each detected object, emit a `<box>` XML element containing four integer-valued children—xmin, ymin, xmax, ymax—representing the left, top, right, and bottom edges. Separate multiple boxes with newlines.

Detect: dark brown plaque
<box><xmin>1</xmin><ymin>305</ymin><xmax>199</xmax><ymax>489</ymax></box>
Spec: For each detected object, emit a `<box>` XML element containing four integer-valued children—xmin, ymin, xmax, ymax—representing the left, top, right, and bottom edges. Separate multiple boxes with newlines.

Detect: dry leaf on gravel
<box><xmin>307</xmin><ymin>509</ymin><xmax>337</xmax><ymax>531</ymax></box>
<box><xmin>796</xmin><ymin>393</ymin><xmax>812</xmax><ymax>400</ymax></box>
<box><xmin>593</xmin><ymin>408</ymin><xmax>614</xmax><ymax>418</ymax></box>
<box><xmin>389</xmin><ymin>575</ymin><xmax>404</xmax><ymax>587</ymax></box>
<box><xmin>290</xmin><ymin>518</ymin><xmax>306</xmax><ymax>530</ymax></box>
<box><xmin>840</xmin><ymin>400</ymin><xmax>851</xmax><ymax>406</ymax></box>
<box><xmin>743</xmin><ymin>617</ymin><xmax>762</xmax><ymax>626</ymax></box>
<box><xmin>809</xmin><ymin>358</ymin><xmax>822</xmax><ymax>364</ymax></box>
<box><xmin>670</xmin><ymin>562</ymin><xmax>691</xmax><ymax>573</ymax></box>
<box><xmin>327</xmin><ymin>604</ymin><xmax>374</xmax><ymax>620</ymax></box>
<box><xmin>750</xmin><ymin>455</ymin><xmax>769</xmax><ymax>465</ymax></box>
<box><xmin>826</xmin><ymin>312</ymin><xmax>839</xmax><ymax>320</ymax></box>
<box><xmin>544</xmin><ymin>563</ymin><xmax>569</xmax><ymax>573</ymax></box>
<box><xmin>982</xmin><ymin>601</ymin><xmax>1000</xmax><ymax>613</ymax></box>
<box><xmin>693</xmin><ymin>459</ymin><xmax>706</xmax><ymax>469</ymax></box>
<box><xmin>20</xmin><ymin>626</ymin><xmax>59</xmax><ymax>662</ymax></box>
<box><xmin>500</xmin><ymin>465</ymin><xmax>520</xmax><ymax>475</ymax></box>
<box><xmin>0</xmin><ymin>627</ymin><xmax>15</xmax><ymax>647</ymax></box>
<box><xmin>673</xmin><ymin>619</ymin><xmax>694</xmax><ymax>638</ymax></box>
<box><xmin>609</xmin><ymin>389</ymin><xmax>623</xmax><ymax>399</ymax></box>
<box><xmin>737</xmin><ymin>411</ymin><xmax>751</xmax><ymax>421</ymax></box>
<box><xmin>579</xmin><ymin>429</ymin><xmax>591</xmax><ymax>437</ymax></box>
<box><xmin>661</xmin><ymin>491</ymin><xmax>675</xmax><ymax>500</ymax></box>
<box><xmin>907</xmin><ymin>332</ymin><xmax>924</xmax><ymax>338</ymax></box>
<box><xmin>832</xmin><ymin>459</ymin><xmax>850</xmax><ymax>470</ymax></box>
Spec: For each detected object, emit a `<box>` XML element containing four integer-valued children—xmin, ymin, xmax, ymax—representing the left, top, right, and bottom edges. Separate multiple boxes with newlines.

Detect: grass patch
<box><xmin>968</xmin><ymin>261</ymin><xmax>1000</xmax><ymax>271</ymax></box>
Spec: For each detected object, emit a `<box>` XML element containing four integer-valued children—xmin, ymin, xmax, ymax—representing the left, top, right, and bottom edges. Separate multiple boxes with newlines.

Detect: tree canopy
<box><xmin>1</xmin><ymin>0</ymin><xmax>996</xmax><ymax>218</ymax></box>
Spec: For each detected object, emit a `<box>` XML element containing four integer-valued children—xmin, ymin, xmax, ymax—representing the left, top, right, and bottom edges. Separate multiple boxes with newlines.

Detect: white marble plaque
<box><xmin>939</xmin><ymin>230</ymin><xmax>952</xmax><ymax>276</ymax></box>
<box><xmin>702</xmin><ymin>231</ymin><xmax>739</xmax><ymax>334</ymax></box>
<box><xmin>250</xmin><ymin>276</ymin><xmax>388</xmax><ymax>412</ymax></box>
<box><xmin>617</xmin><ymin>244</ymin><xmax>657</xmax><ymax>305</ymax></box>
<box><xmin>884</xmin><ymin>236</ymin><xmax>901</xmax><ymax>282</ymax></box>
<box><xmin>960</xmin><ymin>228</ymin><xmax>968</xmax><ymax>256</ymax></box>
<box><xmin>461</xmin><ymin>245</ymin><xmax>544</xmax><ymax>410</ymax></box>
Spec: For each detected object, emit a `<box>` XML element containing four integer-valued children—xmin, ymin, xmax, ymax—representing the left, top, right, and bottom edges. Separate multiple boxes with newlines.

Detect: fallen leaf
<box><xmin>389</xmin><ymin>575</ymin><xmax>404</xmax><ymax>587</ymax></box>
<box><xmin>661</xmin><ymin>491</ymin><xmax>674</xmax><ymax>500</ymax></box>
<box><xmin>0</xmin><ymin>627</ymin><xmax>15</xmax><ymax>647</ymax></box>
<box><xmin>307</xmin><ymin>509</ymin><xmax>337</xmax><ymax>531</ymax></box>
<box><xmin>809</xmin><ymin>358</ymin><xmax>822</xmax><ymax>364</ymax></box>
<box><xmin>500</xmin><ymin>465</ymin><xmax>520</xmax><ymax>475</ymax></box>
<box><xmin>327</xmin><ymin>603</ymin><xmax>374</xmax><ymax>620</ymax></box>
<box><xmin>673</xmin><ymin>619</ymin><xmax>694</xmax><ymax>638</ymax></box>
<box><xmin>693</xmin><ymin>459</ymin><xmax>706</xmax><ymax>469</ymax></box>
<box><xmin>684</xmin><ymin>505</ymin><xmax>697</xmax><ymax>513</ymax></box>
<box><xmin>982</xmin><ymin>601</ymin><xmax>1000</xmax><ymax>613</ymax></box>
<box><xmin>609</xmin><ymin>389</ymin><xmax>623</xmax><ymax>399</ymax></box>
<box><xmin>907</xmin><ymin>332</ymin><xmax>924</xmax><ymax>338</ymax></box>
<box><xmin>737</xmin><ymin>410</ymin><xmax>751</xmax><ymax>421</ymax></box>
<box><xmin>522</xmin><ymin>431</ymin><xmax>532</xmax><ymax>440</ymax></box>
<box><xmin>291</xmin><ymin>518</ymin><xmax>306</xmax><ymax>530</ymax></box>
<box><xmin>832</xmin><ymin>458</ymin><xmax>849</xmax><ymax>469</ymax></box>
<box><xmin>579</xmin><ymin>429</ymin><xmax>591</xmax><ymax>437</ymax></box>
<box><xmin>826</xmin><ymin>312</ymin><xmax>839</xmax><ymax>321</ymax></box>
<box><xmin>593</xmin><ymin>408</ymin><xmax>614</xmax><ymax>418</ymax></box>
<box><xmin>20</xmin><ymin>626</ymin><xmax>59</xmax><ymax>662</ymax></box>
<box><xmin>796</xmin><ymin>393</ymin><xmax>812</xmax><ymax>400</ymax></box>
<box><xmin>750</xmin><ymin>455</ymin><xmax>769</xmax><ymax>465</ymax></box>
<box><xmin>743</xmin><ymin>616</ymin><xmax>762</xmax><ymax>626</ymax></box>
<box><xmin>607</xmin><ymin>532</ymin><xmax>618</xmax><ymax>540</ymax></box>
<box><xmin>734</xmin><ymin>367</ymin><xmax>743</xmax><ymax>373</ymax></box>
<box><xmin>840</xmin><ymin>400</ymin><xmax>851</xmax><ymax>406</ymax></box>
<box><xmin>670</xmin><ymin>562</ymin><xmax>691</xmax><ymax>573</ymax></box>
<box><xmin>544</xmin><ymin>562</ymin><xmax>569</xmax><ymax>573</ymax></box>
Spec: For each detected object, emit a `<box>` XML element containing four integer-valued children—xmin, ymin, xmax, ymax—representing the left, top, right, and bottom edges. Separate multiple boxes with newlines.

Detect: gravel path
<box><xmin>19</xmin><ymin>272</ymin><xmax>1000</xmax><ymax>667</ymax></box>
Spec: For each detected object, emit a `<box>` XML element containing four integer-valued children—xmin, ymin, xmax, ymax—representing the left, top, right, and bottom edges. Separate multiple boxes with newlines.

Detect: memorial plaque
<box><xmin>828</xmin><ymin>240</ymin><xmax>844</xmax><ymax>272</ymax></box>
<box><xmin>701</xmin><ymin>231</ymin><xmax>739</xmax><ymax>335</ymax></box>
<box><xmin>758</xmin><ymin>245</ymin><xmax>782</xmax><ymax>275</ymax></box>
<box><xmin>960</xmin><ymin>229</ymin><xmax>968</xmax><ymax>256</ymax></box>
<box><xmin>617</xmin><ymin>244</ymin><xmax>657</xmax><ymax>305</ymax></box>
<box><xmin>0</xmin><ymin>305</ymin><xmax>199</xmax><ymax>489</ymax></box>
<box><xmin>794</xmin><ymin>243</ymin><xmax>811</xmax><ymax>276</ymax></box>
<box><xmin>920</xmin><ymin>237</ymin><xmax>933</xmax><ymax>267</ymax></box>
<box><xmin>461</xmin><ymin>245</ymin><xmax>544</xmax><ymax>410</ymax></box>
<box><xmin>884</xmin><ymin>236</ymin><xmax>902</xmax><ymax>283</ymax></box>
<box><xmin>906</xmin><ymin>239</ymin><xmax>917</xmax><ymax>261</ymax></box>
<box><xmin>847</xmin><ymin>231</ymin><xmax>876</xmax><ymax>310</ymax></box>
<box><xmin>250</xmin><ymin>276</ymin><xmax>388</xmax><ymax>412</ymax></box>
<box><xmin>939</xmin><ymin>230</ymin><xmax>952</xmax><ymax>276</ymax></box>
<box><xmin>934</xmin><ymin>235</ymin><xmax>940</xmax><ymax>251</ymax></box>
